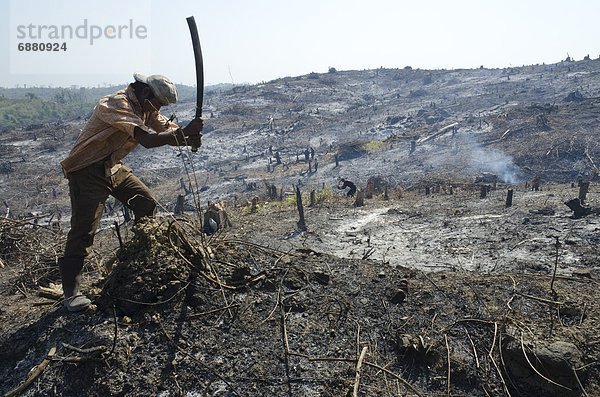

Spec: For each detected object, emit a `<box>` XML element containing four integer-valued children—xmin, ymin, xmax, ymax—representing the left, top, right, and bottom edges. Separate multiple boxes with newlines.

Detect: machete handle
<box><xmin>188</xmin><ymin>116</ymin><xmax>202</xmax><ymax>152</ymax></box>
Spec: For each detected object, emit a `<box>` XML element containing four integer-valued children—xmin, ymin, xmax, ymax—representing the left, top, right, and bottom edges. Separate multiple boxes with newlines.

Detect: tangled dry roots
<box><xmin>98</xmin><ymin>217</ymin><xmax>201</xmax><ymax>315</ymax></box>
<box><xmin>98</xmin><ymin>216</ymin><xmax>252</xmax><ymax>315</ymax></box>
<box><xmin>0</xmin><ymin>216</ymin><xmax>64</xmax><ymax>291</ymax></box>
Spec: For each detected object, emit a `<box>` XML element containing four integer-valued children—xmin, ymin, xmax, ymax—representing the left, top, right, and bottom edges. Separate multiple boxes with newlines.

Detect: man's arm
<box><xmin>134</xmin><ymin>118</ymin><xmax>203</xmax><ymax>149</ymax></box>
<box><xmin>133</xmin><ymin>127</ymin><xmax>179</xmax><ymax>148</ymax></box>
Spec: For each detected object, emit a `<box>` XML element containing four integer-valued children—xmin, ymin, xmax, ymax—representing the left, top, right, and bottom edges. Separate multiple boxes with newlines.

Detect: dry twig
<box><xmin>444</xmin><ymin>334</ymin><xmax>451</xmax><ymax>397</ymax></box>
<box><xmin>287</xmin><ymin>351</ymin><xmax>424</xmax><ymax>396</ymax></box>
<box><xmin>572</xmin><ymin>367</ymin><xmax>589</xmax><ymax>397</ymax></box>
<box><xmin>5</xmin><ymin>344</ymin><xmax>57</xmax><ymax>397</ymax></box>
<box><xmin>464</xmin><ymin>327</ymin><xmax>480</xmax><ymax>369</ymax></box>
<box><xmin>550</xmin><ymin>236</ymin><xmax>560</xmax><ymax>292</ymax></box>
<box><xmin>519</xmin><ymin>332</ymin><xmax>571</xmax><ymax>391</ymax></box>
<box><xmin>186</xmin><ymin>303</ymin><xmax>240</xmax><ymax>319</ymax></box>
<box><xmin>352</xmin><ymin>346</ymin><xmax>368</xmax><ymax>397</ymax></box>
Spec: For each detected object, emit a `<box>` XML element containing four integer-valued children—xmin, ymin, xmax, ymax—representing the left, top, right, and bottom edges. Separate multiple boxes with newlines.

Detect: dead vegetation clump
<box><xmin>97</xmin><ymin>218</ymin><xmax>193</xmax><ymax>315</ymax></box>
<box><xmin>0</xmin><ymin>216</ymin><xmax>63</xmax><ymax>291</ymax></box>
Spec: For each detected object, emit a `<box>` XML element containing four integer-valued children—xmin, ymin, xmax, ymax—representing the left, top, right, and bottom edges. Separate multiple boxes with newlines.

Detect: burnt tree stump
<box><xmin>123</xmin><ymin>206</ymin><xmax>131</xmax><ymax>222</ymax></box>
<box><xmin>174</xmin><ymin>195</ymin><xmax>185</xmax><ymax>215</ymax></box>
<box><xmin>505</xmin><ymin>189</ymin><xmax>513</xmax><ymax>208</ymax></box>
<box><xmin>354</xmin><ymin>190</ymin><xmax>365</xmax><ymax>207</ymax></box>
<box><xmin>579</xmin><ymin>182</ymin><xmax>590</xmax><ymax>204</ymax></box>
<box><xmin>296</xmin><ymin>186</ymin><xmax>307</xmax><ymax>231</ymax></box>
<box><xmin>564</xmin><ymin>198</ymin><xmax>591</xmax><ymax>218</ymax></box>
<box><xmin>203</xmin><ymin>203</ymin><xmax>231</xmax><ymax>234</ymax></box>
<box><xmin>267</xmin><ymin>184</ymin><xmax>278</xmax><ymax>199</ymax></box>
<box><xmin>531</xmin><ymin>176</ymin><xmax>541</xmax><ymax>191</ymax></box>
<box><xmin>365</xmin><ymin>179</ymin><xmax>374</xmax><ymax>199</ymax></box>
<box><xmin>480</xmin><ymin>185</ymin><xmax>488</xmax><ymax>199</ymax></box>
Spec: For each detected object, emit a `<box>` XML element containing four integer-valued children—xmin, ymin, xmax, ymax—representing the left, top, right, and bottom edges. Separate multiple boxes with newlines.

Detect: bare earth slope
<box><xmin>0</xmin><ymin>193</ymin><xmax>599</xmax><ymax>396</ymax></box>
<box><xmin>1</xmin><ymin>59</ymin><xmax>600</xmax><ymax>396</ymax></box>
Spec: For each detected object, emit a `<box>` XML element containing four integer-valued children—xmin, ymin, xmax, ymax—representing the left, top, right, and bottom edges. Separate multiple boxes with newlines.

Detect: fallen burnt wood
<box><xmin>564</xmin><ymin>198</ymin><xmax>592</xmax><ymax>218</ymax></box>
<box><xmin>416</xmin><ymin>122</ymin><xmax>459</xmax><ymax>144</ymax></box>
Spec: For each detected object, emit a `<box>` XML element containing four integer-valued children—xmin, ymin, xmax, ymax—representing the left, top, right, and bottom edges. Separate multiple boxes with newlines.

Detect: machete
<box><xmin>186</xmin><ymin>16</ymin><xmax>203</xmax><ymax>152</ymax></box>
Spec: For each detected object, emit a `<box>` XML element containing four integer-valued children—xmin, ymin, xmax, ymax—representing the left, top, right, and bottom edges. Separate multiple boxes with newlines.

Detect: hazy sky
<box><xmin>1</xmin><ymin>0</ymin><xmax>599</xmax><ymax>88</ymax></box>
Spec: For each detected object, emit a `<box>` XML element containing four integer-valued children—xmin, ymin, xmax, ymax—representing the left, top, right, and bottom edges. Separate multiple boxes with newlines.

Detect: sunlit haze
<box><xmin>1</xmin><ymin>0</ymin><xmax>599</xmax><ymax>88</ymax></box>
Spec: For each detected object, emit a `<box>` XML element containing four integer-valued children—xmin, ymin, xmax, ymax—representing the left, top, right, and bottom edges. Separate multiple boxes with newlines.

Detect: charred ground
<box><xmin>1</xmin><ymin>59</ymin><xmax>600</xmax><ymax>396</ymax></box>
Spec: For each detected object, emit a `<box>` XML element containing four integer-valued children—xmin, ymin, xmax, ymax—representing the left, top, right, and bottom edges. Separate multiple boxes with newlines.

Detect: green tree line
<box><xmin>0</xmin><ymin>83</ymin><xmax>235</xmax><ymax>131</ymax></box>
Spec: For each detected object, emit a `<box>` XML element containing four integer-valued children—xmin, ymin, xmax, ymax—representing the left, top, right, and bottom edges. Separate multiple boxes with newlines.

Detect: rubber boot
<box><xmin>58</xmin><ymin>256</ymin><xmax>91</xmax><ymax>312</ymax></box>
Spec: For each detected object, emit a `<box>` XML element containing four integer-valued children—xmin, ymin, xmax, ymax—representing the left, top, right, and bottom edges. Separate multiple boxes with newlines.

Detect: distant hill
<box><xmin>0</xmin><ymin>83</ymin><xmax>237</xmax><ymax>130</ymax></box>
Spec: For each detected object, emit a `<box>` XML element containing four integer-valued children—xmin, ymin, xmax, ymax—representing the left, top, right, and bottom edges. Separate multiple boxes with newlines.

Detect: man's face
<box><xmin>140</xmin><ymin>87</ymin><xmax>163</xmax><ymax>112</ymax></box>
<box><xmin>147</xmin><ymin>97</ymin><xmax>163</xmax><ymax>111</ymax></box>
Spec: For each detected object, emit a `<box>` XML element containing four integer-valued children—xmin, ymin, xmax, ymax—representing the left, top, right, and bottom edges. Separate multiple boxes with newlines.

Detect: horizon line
<box><xmin>1</xmin><ymin>57</ymin><xmax>597</xmax><ymax>90</ymax></box>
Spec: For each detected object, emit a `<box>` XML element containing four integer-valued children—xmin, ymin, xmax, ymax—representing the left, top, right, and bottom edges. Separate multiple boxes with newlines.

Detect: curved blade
<box><xmin>186</xmin><ymin>16</ymin><xmax>204</xmax><ymax>119</ymax></box>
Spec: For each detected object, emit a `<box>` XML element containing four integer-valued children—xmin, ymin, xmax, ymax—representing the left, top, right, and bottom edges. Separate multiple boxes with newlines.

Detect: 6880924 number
<box><xmin>17</xmin><ymin>42</ymin><xmax>67</xmax><ymax>51</ymax></box>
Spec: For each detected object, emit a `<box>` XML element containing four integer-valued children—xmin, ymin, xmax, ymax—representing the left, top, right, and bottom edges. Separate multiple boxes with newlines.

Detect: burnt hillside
<box><xmin>1</xmin><ymin>59</ymin><xmax>599</xmax><ymax>219</ymax></box>
<box><xmin>1</xmin><ymin>60</ymin><xmax>600</xmax><ymax>397</ymax></box>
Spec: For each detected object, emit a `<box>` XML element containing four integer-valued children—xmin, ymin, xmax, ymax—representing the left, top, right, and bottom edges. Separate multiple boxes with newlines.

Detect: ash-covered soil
<box><xmin>235</xmin><ymin>182</ymin><xmax>600</xmax><ymax>276</ymax></box>
<box><xmin>1</xmin><ymin>182</ymin><xmax>599</xmax><ymax>397</ymax></box>
<box><xmin>1</xmin><ymin>59</ymin><xmax>600</xmax><ymax>396</ymax></box>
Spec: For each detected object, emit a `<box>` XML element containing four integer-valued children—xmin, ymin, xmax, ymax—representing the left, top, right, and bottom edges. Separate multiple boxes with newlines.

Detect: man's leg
<box><xmin>111</xmin><ymin>168</ymin><xmax>157</xmax><ymax>222</ymax></box>
<box><xmin>61</xmin><ymin>163</ymin><xmax>111</xmax><ymax>312</ymax></box>
<box><xmin>58</xmin><ymin>256</ymin><xmax>89</xmax><ymax>312</ymax></box>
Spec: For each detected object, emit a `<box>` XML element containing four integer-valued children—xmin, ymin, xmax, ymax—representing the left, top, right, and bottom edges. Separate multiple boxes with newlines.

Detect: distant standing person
<box><xmin>57</xmin><ymin>73</ymin><xmax>203</xmax><ymax>312</ymax></box>
<box><xmin>338</xmin><ymin>178</ymin><xmax>357</xmax><ymax>197</ymax></box>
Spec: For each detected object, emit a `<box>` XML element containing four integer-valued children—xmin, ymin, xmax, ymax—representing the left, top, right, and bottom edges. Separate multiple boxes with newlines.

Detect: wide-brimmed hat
<box><xmin>133</xmin><ymin>72</ymin><xmax>178</xmax><ymax>105</ymax></box>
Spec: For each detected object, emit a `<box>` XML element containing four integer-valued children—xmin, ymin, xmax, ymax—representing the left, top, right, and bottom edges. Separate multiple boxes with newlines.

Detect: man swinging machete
<box><xmin>58</xmin><ymin>16</ymin><xmax>206</xmax><ymax>312</ymax></box>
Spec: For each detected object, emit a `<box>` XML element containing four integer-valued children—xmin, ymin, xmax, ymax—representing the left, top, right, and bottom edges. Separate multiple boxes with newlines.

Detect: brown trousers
<box><xmin>63</xmin><ymin>162</ymin><xmax>156</xmax><ymax>258</ymax></box>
